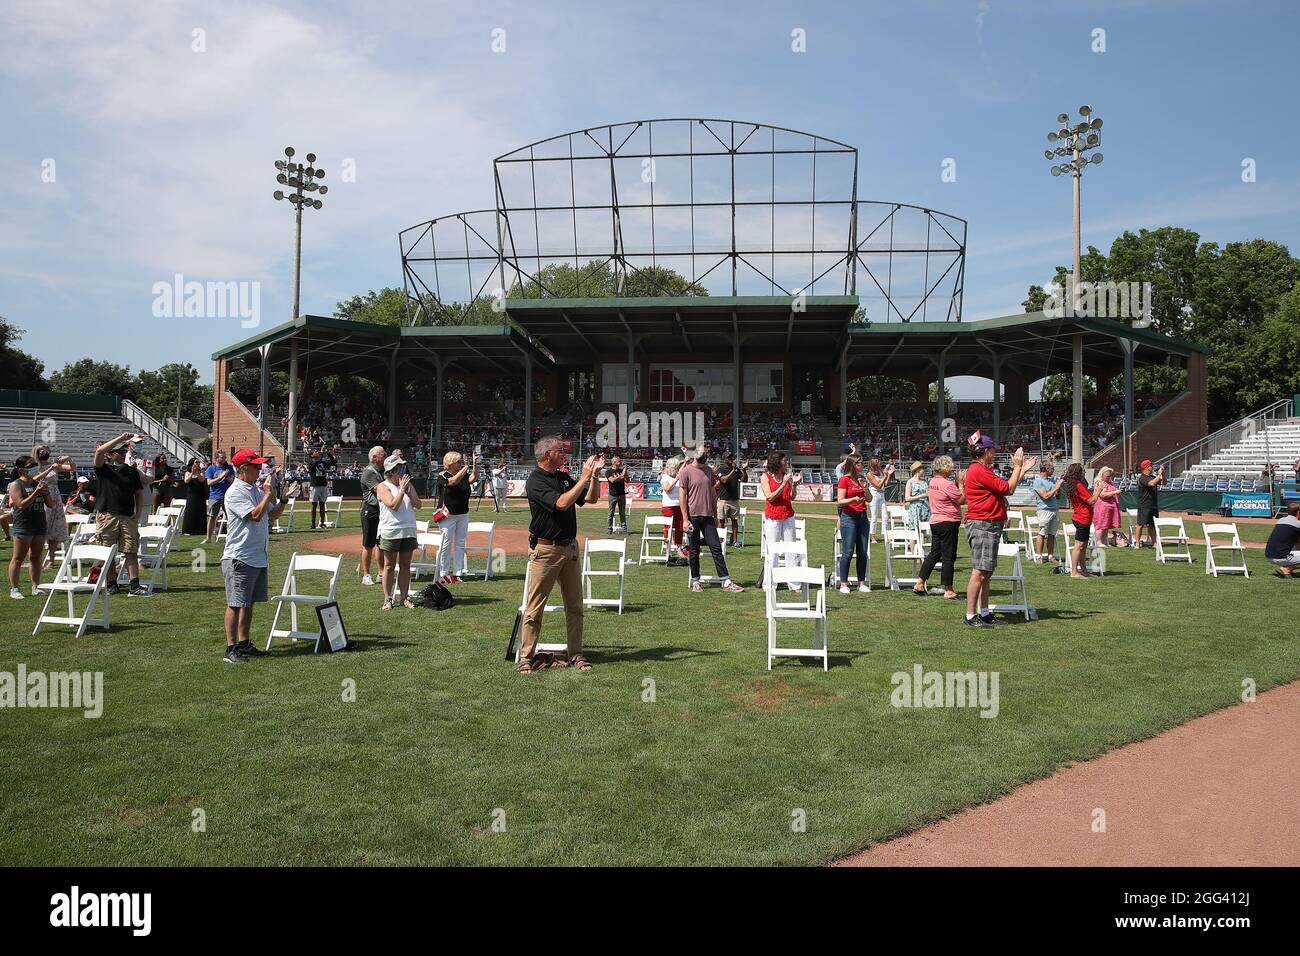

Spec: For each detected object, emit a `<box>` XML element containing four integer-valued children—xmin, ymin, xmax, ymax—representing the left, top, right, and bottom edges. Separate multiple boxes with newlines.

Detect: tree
<box><xmin>0</xmin><ymin>318</ymin><xmax>49</xmax><ymax>390</ymax></box>
<box><xmin>1022</xmin><ymin>285</ymin><xmax>1047</xmax><ymax>313</ymax></box>
<box><xmin>1039</xmin><ymin>374</ymin><xmax>1096</xmax><ymax>404</ymax></box>
<box><xmin>135</xmin><ymin>363</ymin><xmax>214</xmax><ymax>428</ymax></box>
<box><xmin>48</xmin><ymin>359</ymin><xmax>137</xmax><ymax>400</ymax></box>
<box><xmin>512</xmin><ymin>261</ymin><xmax>707</xmax><ymax>299</ymax></box>
<box><xmin>928</xmin><ymin>383</ymin><xmax>953</xmax><ymax>403</ymax></box>
<box><xmin>335</xmin><ymin>288</ymin><xmax>410</xmax><ymax>327</ymax></box>
<box><xmin>847</xmin><ymin>376</ymin><xmax>914</xmax><ymax>403</ymax></box>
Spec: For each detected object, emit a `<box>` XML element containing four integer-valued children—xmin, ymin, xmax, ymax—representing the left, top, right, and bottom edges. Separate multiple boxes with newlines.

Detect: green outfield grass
<box><xmin>0</xmin><ymin>504</ymin><xmax>1294</xmax><ymax>866</ymax></box>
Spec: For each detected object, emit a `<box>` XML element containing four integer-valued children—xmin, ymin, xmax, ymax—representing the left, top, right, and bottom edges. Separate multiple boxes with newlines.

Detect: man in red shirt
<box><xmin>962</xmin><ymin>435</ymin><xmax>1036</xmax><ymax>628</ymax></box>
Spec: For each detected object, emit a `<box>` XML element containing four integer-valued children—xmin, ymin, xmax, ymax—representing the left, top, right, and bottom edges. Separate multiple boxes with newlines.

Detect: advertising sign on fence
<box><xmin>1221</xmin><ymin>492</ymin><xmax>1272</xmax><ymax>516</ymax></box>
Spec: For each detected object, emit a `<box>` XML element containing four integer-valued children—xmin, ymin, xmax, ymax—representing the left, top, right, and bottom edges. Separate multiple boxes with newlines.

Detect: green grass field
<box><xmin>1</xmin><ymin>503</ymin><xmax>1294</xmax><ymax>866</ymax></box>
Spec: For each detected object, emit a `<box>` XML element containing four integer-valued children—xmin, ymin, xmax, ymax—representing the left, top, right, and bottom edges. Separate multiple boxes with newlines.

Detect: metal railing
<box><xmin>1162</xmin><ymin>398</ymin><xmax>1294</xmax><ymax>478</ymax></box>
<box><xmin>120</xmin><ymin>400</ymin><xmax>203</xmax><ymax>464</ymax></box>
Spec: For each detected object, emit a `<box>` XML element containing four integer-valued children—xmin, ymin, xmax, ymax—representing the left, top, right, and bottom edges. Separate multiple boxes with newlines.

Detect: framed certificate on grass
<box><xmin>315</xmin><ymin>601</ymin><xmax>350</xmax><ymax>652</ymax></box>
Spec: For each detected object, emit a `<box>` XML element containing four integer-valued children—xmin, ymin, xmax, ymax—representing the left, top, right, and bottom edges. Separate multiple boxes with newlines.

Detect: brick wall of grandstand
<box><xmin>0</xmin><ymin>406</ymin><xmax>171</xmax><ymax>476</ymax></box>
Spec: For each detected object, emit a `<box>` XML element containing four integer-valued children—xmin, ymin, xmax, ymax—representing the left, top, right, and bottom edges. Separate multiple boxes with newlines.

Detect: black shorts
<box><xmin>1075</xmin><ymin>522</ymin><xmax>1092</xmax><ymax>544</ymax></box>
<box><xmin>1137</xmin><ymin>506</ymin><xmax>1158</xmax><ymax>526</ymax></box>
<box><xmin>360</xmin><ymin>509</ymin><xmax>380</xmax><ymax>549</ymax></box>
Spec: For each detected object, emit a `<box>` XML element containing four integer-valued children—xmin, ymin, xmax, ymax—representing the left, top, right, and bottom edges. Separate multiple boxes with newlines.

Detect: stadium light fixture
<box><xmin>273</xmin><ymin>145</ymin><xmax>326</xmax><ymax>322</ymax></box>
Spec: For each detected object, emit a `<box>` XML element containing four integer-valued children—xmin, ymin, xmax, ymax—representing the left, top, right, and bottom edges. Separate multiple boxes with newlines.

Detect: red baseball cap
<box><xmin>1140</xmin><ymin>459</ymin><xmax>1152</xmax><ymax>470</ymax></box>
<box><xmin>231</xmin><ymin>449</ymin><xmax>269</xmax><ymax>467</ymax></box>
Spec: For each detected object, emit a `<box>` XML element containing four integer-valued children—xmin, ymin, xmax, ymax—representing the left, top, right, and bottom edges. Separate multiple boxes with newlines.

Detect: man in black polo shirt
<box><xmin>605</xmin><ymin>455</ymin><xmax>628</xmax><ymax>533</ymax></box>
<box><xmin>307</xmin><ymin>446</ymin><xmax>336</xmax><ymax>530</ymax></box>
<box><xmin>517</xmin><ymin>437</ymin><xmax>602</xmax><ymax>674</ymax></box>
<box><xmin>92</xmin><ymin>431</ymin><xmax>148</xmax><ymax>596</ymax></box>
<box><xmin>715</xmin><ymin>454</ymin><xmax>747</xmax><ymax>547</ymax></box>
<box><xmin>358</xmin><ymin>445</ymin><xmax>386</xmax><ymax>587</ymax></box>
<box><xmin>1133</xmin><ymin>458</ymin><xmax>1164</xmax><ymax>549</ymax></box>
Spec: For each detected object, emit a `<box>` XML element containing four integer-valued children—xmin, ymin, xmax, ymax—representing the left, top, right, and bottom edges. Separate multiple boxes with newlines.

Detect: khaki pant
<box><xmin>519</xmin><ymin>541</ymin><xmax>583</xmax><ymax>661</ymax></box>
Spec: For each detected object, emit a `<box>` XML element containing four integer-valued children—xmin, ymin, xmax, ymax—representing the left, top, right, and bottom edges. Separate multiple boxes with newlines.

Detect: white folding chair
<box><xmin>1204</xmin><ymin>522</ymin><xmax>1250</xmax><ymax>577</ymax></box>
<box><xmin>411</xmin><ymin>519</ymin><xmax>441</xmax><ymax>579</ymax></box>
<box><xmin>1003</xmin><ymin>511</ymin><xmax>1029</xmax><ymax>548</ymax></box>
<box><xmin>272</xmin><ymin>497</ymin><xmax>298</xmax><ymax>534</ymax></box>
<box><xmin>1056</xmin><ymin>522</ymin><xmax>1073</xmax><ymax>564</ymax></box>
<box><xmin>884</xmin><ymin>526</ymin><xmax>925</xmax><ymax>590</ymax></box>
<box><xmin>1154</xmin><ymin>516</ymin><xmax>1193</xmax><ymax>564</ymax></box>
<box><xmin>135</xmin><ymin>524</ymin><xmax>173</xmax><ymax>594</ymax></box>
<box><xmin>461</xmin><ymin>521</ymin><xmax>496</xmax><ymax>579</ymax></box>
<box><xmin>766</xmin><ymin>564</ymin><xmax>828</xmax><ymax>671</ymax></box>
<box><xmin>266</xmin><ymin>553</ymin><xmax>343</xmax><ymax>653</ymax></box>
<box><xmin>639</xmin><ymin>515</ymin><xmax>675</xmax><ymax>565</ymax></box>
<box><xmin>737</xmin><ymin>506</ymin><xmax>748</xmax><ymax>547</ymax></box>
<box><xmin>582</xmin><ymin>537</ymin><xmax>627</xmax><ymax>613</ymax></box>
<box><xmin>1022</xmin><ymin>512</ymin><xmax>1041</xmax><ymax>563</ymax></box>
<box><xmin>829</xmin><ymin>522</ymin><xmax>868</xmax><ymax>587</ymax></box>
<box><xmin>514</xmin><ymin>557</ymin><xmax>566</xmax><ymax>662</ymax></box>
<box><xmin>886</xmin><ymin>504</ymin><xmax>908</xmax><ymax>532</ymax></box>
<box><xmin>321</xmin><ymin>495</ymin><xmax>345</xmax><ymax>529</ymax></box>
<box><xmin>761</xmin><ymin>537</ymin><xmax>809</xmax><ymax>590</ymax></box>
<box><xmin>1125</xmin><ymin>508</ymin><xmax>1140</xmax><ymax>545</ymax></box>
<box><xmin>33</xmin><ymin>543</ymin><xmax>118</xmax><ymax>638</ymax></box>
<box><xmin>988</xmin><ymin>543</ymin><xmax>1036</xmax><ymax>621</ymax></box>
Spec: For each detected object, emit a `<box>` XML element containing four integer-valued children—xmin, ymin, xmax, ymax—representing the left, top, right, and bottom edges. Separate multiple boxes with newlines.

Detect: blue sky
<box><xmin>2</xmin><ymin>0</ymin><xmax>1297</xmax><ymax>398</ymax></box>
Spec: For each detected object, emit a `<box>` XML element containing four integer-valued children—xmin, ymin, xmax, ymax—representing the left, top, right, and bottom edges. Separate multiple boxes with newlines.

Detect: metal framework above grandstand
<box><xmin>399</xmin><ymin>118</ymin><xmax>967</xmax><ymax>325</ymax></box>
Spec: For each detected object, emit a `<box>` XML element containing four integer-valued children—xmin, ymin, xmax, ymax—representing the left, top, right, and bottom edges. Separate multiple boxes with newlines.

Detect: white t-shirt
<box><xmin>221</xmin><ymin>479</ymin><xmax>269</xmax><ymax>568</ymax></box>
<box><xmin>378</xmin><ymin>479</ymin><xmax>417</xmax><ymax>539</ymax></box>
<box><xmin>661</xmin><ymin>472</ymin><xmax>679</xmax><ymax>508</ymax></box>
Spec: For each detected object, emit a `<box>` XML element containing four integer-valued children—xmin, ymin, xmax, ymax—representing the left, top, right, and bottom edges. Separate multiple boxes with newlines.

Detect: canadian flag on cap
<box><xmin>967</xmin><ymin>429</ymin><xmax>982</xmax><ymax>447</ymax></box>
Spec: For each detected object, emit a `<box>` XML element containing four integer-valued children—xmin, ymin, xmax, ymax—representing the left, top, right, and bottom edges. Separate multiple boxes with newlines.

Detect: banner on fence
<box><xmin>1221</xmin><ymin>492</ymin><xmax>1272</xmax><ymax>516</ymax></box>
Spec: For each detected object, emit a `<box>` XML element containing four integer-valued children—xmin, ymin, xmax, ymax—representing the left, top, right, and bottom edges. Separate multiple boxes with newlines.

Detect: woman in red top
<box><xmin>1063</xmin><ymin>462</ymin><xmax>1100</xmax><ymax>579</ymax></box>
<box><xmin>835</xmin><ymin>455</ymin><xmax>870</xmax><ymax>593</ymax></box>
<box><xmin>762</xmin><ymin>450</ymin><xmax>802</xmax><ymax>585</ymax></box>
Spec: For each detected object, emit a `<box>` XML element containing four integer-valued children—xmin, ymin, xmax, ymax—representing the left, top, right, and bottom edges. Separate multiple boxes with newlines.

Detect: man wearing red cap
<box><xmin>962</xmin><ymin>433</ymin><xmax>1036</xmax><ymax>628</ymax></box>
<box><xmin>1133</xmin><ymin>459</ymin><xmax>1165</xmax><ymax>549</ymax></box>
<box><xmin>221</xmin><ymin>449</ymin><xmax>289</xmax><ymax>664</ymax></box>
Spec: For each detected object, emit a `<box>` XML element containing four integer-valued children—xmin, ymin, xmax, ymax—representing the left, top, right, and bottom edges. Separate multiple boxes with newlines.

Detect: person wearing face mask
<box><xmin>677</xmin><ymin>444</ymin><xmax>745</xmax><ymax>594</ymax></box>
<box><xmin>30</xmin><ymin>443</ymin><xmax>75</xmax><ymax>571</ymax></box>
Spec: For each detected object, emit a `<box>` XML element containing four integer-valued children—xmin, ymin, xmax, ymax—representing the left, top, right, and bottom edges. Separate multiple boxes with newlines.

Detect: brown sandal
<box><xmin>516</xmin><ymin>658</ymin><xmax>535</xmax><ymax>674</ymax></box>
<box><xmin>569</xmin><ymin>654</ymin><xmax>592</xmax><ymax>672</ymax></box>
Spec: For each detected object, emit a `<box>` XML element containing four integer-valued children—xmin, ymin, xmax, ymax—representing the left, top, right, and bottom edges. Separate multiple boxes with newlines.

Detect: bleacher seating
<box><xmin>1177</xmin><ymin>417</ymin><xmax>1300</xmax><ymax>482</ymax></box>
<box><xmin>0</xmin><ymin>406</ymin><xmax>171</xmax><ymax>473</ymax></box>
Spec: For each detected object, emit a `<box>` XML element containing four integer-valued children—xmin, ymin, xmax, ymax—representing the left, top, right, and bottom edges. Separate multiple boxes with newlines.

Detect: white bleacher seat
<box><xmin>461</xmin><ymin>521</ymin><xmax>496</xmax><ymax>579</ymax></box>
<box><xmin>135</xmin><ymin>524</ymin><xmax>172</xmax><ymax>594</ymax></box>
<box><xmin>1204</xmin><ymin>523</ymin><xmax>1249</xmax><ymax>577</ymax></box>
<box><xmin>33</xmin><ymin>543</ymin><xmax>118</xmax><ymax>638</ymax></box>
<box><xmin>766</xmin><ymin>564</ymin><xmax>828</xmax><ymax>672</ymax></box>
<box><xmin>1154</xmin><ymin>516</ymin><xmax>1193</xmax><ymax>564</ymax></box>
<box><xmin>266</xmin><ymin>553</ymin><xmax>343</xmax><ymax>653</ymax></box>
<box><xmin>988</xmin><ymin>543</ymin><xmax>1036</xmax><ymax>621</ymax></box>
<box><xmin>581</xmin><ymin>537</ymin><xmax>626</xmax><ymax>613</ymax></box>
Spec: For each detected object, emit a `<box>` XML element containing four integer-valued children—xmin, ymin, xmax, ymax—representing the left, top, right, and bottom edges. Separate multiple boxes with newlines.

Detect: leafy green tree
<box><xmin>48</xmin><ymin>359</ymin><xmax>137</xmax><ymax>399</ymax></box>
<box><xmin>1039</xmin><ymin>374</ymin><xmax>1096</xmax><ymax>404</ymax></box>
<box><xmin>334</xmin><ymin>288</ymin><xmax>410</xmax><ymax>327</ymax></box>
<box><xmin>0</xmin><ymin>318</ymin><xmax>49</xmax><ymax>390</ymax></box>
<box><xmin>136</xmin><ymin>363</ymin><xmax>213</xmax><ymax>428</ymax></box>
<box><xmin>847</xmin><ymin>376</ymin><xmax>913</xmax><ymax>403</ymax></box>
<box><xmin>1022</xmin><ymin>285</ymin><xmax>1047</xmax><ymax>313</ymax></box>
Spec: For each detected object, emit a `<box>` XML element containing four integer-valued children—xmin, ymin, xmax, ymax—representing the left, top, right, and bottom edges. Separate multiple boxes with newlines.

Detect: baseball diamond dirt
<box><xmin>837</xmin><ymin>680</ymin><xmax>1300</xmax><ymax>866</ymax></box>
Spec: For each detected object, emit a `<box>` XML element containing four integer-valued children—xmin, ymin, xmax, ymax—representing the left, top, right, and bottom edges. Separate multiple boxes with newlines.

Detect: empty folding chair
<box><xmin>135</xmin><ymin>524</ymin><xmax>173</xmax><ymax>594</ymax></box>
<box><xmin>410</xmin><ymin>519</ymin><xmax>441</xmax><ymax>579</ymax></box>
<box><xmin>766</xmin><ymin>564</ymin><xmax>828</xmax><ymax>671</ymax></box>
<box><xmin>988</xmin><ymin>543</ymin><xmax>1036</xmax><ymax>621</ymax></box>
<box><xmin>513</xmin><ymin>557</ymin><xmax>566</xmax><ymax>663</ymax></box>
<box><xmin>828</xmin><ymin>522</ymin><xmax>868</xmax><ymax>587</ymax></box>
<box><xmin>886</xmin><ymin>504</ymin><xmax>908</xmax><ymax>532</ymax></box>
<box><xmin>1204</xmin><ymin>523</ymin><xmax>1250</xmax><ymax>577</ymax></box>
<box><xmin>272</xmin><ymin>497</ymin><xmax>298</xmax><ymax>534</ymax></box>
<box><xmin>1003</xmin><ymin>511</ymin><xmax>1028</xmax><ymax>548</ymax></box>
<box><xmin>582</xmin><ymin>537</ymin><xmax>627</xmax><ymax>613</ymax></box>
<box><xmin>884</xmin><ymin>527</ymin><xmax>925</xmax><ymax>590</ymax></box>
<box><xmin>461</xmin><ymin>521</ymin><xmax>496</xmax><ymax>579</ymax></box>
<box><xmin>266</xmin><ymin>553</ymin><xmax>343</xmax><ymax>653</ymax></box>
<box><xmin>321</xmin><ymin>495</ymin><xmax>345</xmax><ymax>529</ymax></box>
<box><xmin>1125</xmin><ymin>508</ymin><xmax>1140</xmax><ymax>545</ymax></box>
<box><xmin>737</xmin><ymin>506</ymin><xmax>748</xmax><ymax>547</ymax></box>
<box><xmin>33</xmin><ymin>543</ymin><xmax>118</xmax><ymax>638</ymax></box>
<box><xmin>759</xmin><ymin>535</ymin><xmax>808</xmax><ymax>589</ymax></box>
<box><xmin>639</xmin><ymin>515</ymin><xmax>675</xmax><ymax>565</ymax></box>
<box><xmin>1022</xmin><ymin>512</ymin><xmax>1041</xmax><ymax>563</ymax></box>
<box><xmin>1154</xmin><ymin>516</ymin><xmax>1194</xmax><ymax>564</ymax></box>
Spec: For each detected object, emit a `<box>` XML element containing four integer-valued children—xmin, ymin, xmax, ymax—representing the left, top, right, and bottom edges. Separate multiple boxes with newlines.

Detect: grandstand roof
<box><xmin>845</xmin><ymin>310</ymin><xmax>1209</xmax><ymax>379</ymax></box>
<box><xmin>503</xmin><ymin>294</ymin><xmax>860</xmax><ymax>365</ymax></box>
<box><xmin>211</xmin><ymin>314</ymin><xmax>554</xmax><ymax>377</ymax></box>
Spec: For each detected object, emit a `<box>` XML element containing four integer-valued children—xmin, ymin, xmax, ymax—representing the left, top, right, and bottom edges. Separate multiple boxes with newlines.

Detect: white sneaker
<box><xmin>9</xmin><ymin>588</ymin><xmax>23</xmax><ymax>600</ymax></box>
<box><xmin>362</xmin><ymin>574</ymin><xmax>374</xmax><ymax>586</ymax></box>
<box><xmin>31</xmin><ymin>585</ymin><xmax>42</xmax><ymax>595</ymax></box>
<box><xmin>858</xmin><ymin>583</ymin><xmax>871</xmax><ymax>593</ymax></box>
<box><xmin>839</xmin><ymin>583</ymin><xmax>851</xmax><ymax>595</ymax></box>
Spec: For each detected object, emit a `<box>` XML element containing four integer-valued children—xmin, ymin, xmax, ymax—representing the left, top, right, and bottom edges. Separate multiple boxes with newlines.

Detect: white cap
<box><xmin>383</xmin><ymin>453</ymin><xmax>407</xmax><ymax>473</ymax></box>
